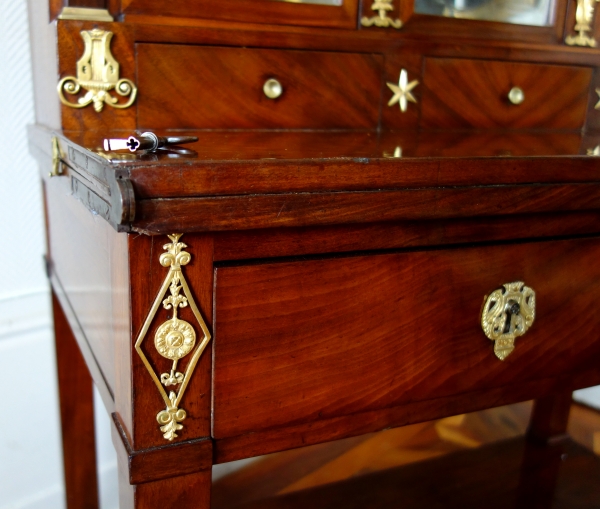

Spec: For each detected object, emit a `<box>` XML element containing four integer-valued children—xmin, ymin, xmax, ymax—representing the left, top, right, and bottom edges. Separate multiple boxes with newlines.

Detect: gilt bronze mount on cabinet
<box><xmin>481</xmin><ymin>282</ymin><xmax>536</xmax><ymax>361</ymax></box>
<box><xmin>134</xmin><ymin>234</ymin><xmax>211</xmax><ymax>441</ymax></box>
<box><xmin>566</xmin><ymin>0</ymin><xmax>600</xmax><ymax>47</ymax></box>
<box><xmin>361</xmin><ymin>0</ymin><xmax>402</xmax><ymax>28</ymax></box>
<box><xmin>57</xmin><ymin>28</ymin><xmax>137</xmax><ymax>112</ymax></box>
<box><xmin>30</xmin><ymin>0</ymin><xmax>600</xmax><ymax>507</ymax></box>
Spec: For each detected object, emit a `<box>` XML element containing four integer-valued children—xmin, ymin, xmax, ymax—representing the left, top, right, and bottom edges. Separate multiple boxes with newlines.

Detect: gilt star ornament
<box><xmin>595</xmin><ymin>88</ymin><xmax>600</xmax><ymax>110</ymax></box>
<box><xmin>587</xmin><ymin>145</ymin><xmax>600</xmax><ymax>156</ymax></box>
<box><xmin>387</xmin><ymin>69</ymin><xmax>419</xmax><ymax>113</ymax></box>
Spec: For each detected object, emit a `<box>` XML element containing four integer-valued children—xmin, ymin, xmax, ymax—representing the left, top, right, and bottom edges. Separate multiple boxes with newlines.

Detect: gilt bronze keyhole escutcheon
<box><xmin>481</xmin><ymin>281</ymin><xmax>536</xmax><ymax>361</ymax></box>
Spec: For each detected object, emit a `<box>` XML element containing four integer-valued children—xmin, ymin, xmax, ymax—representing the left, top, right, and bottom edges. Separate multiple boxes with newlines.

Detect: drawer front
<box><xmin>213</xmin><ymin>238</ymin><xmax>600</xmax><ymax>439</ymax></box>
<box><xmin>420</xmin><ymin>58</ymin><xmax>592</xmax><ymax>129</ymax></box>
<box><xmin>137</xmin><ymin>45</ymin><xmax>383</xmax><ymax>129</ymax></box>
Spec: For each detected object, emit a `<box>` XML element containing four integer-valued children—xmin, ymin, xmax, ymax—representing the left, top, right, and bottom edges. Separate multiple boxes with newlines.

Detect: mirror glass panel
<box><xmin>414</xmin><ymin>0</ymin><xmax>555</xmax><ymax>27</ymax></box>
<box><xmin>275</xmin><ymin>0</ymin><xmax>343</xmax><ymax>5</ymax></box>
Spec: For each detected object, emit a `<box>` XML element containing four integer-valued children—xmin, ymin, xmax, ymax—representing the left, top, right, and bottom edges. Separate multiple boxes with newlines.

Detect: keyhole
<box><xmin>126</xmin><ymin>136</ymin><xmax>140</xmax><ymax>150</ymax></box>
<box><xmin>502</xmin><ymin>300</ymin><xmax>521</xmax><ymax>334</ymax></box>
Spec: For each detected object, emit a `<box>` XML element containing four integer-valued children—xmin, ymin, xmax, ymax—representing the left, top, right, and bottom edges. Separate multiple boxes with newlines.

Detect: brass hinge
<box><xmin>50</xmin><ymin>136</ymin><xmax>64</xmax><ymax>177</ymax></box>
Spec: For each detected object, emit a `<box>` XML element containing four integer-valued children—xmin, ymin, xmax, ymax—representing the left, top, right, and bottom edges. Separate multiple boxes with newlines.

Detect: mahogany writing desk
<box><xmin>27</xmin><ymin>1</ymin><xmax>600</xmax><ymax>507</ymax></box>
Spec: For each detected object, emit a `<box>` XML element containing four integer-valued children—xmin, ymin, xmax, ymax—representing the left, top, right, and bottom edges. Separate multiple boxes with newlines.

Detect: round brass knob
<box><xmin>508</xmin><ymin>87</ymin><xmax>525</xmax><ymax>105</ymax></box>
<box><xmin>263</xmin><ymin>78</ymin><xmax>283</xmax><ymax>99</ymax></box>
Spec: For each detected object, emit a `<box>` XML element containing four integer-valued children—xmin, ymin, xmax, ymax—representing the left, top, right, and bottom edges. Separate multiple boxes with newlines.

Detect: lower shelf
<box><xmin>218</xmin><ymin>437</ymin><xmax>600</xmax><ymax>509</ymax></box>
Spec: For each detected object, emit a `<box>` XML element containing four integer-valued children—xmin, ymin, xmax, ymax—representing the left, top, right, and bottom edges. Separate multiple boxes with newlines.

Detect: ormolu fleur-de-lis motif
<box><xmin>135</xmin><ymin>234</ymin><xmax>211</xmax><ymax>441</ymax></box>
<box><xmin>566</xmin><ymin>0</ymin><xmax>600</xmax><ymax>47</ymax></box>
<box><xmin>58</xmin><ymin>29</ymin><xmax>137</xmax><ymax>112</ymax></box>
<box><xmin>361</xmin><ymin>0</ymin><xmax>402</xmax><ymax>29</ymax></box>
<box><xmin>481</xmin><ymin>282</ymin><xmax>536</xmax><ymax>361</ymax></box>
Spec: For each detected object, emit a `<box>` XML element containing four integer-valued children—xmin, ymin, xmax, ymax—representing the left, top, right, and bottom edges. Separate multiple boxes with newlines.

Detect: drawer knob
<box><xmin>481</xmin><ymin>281</ymin><xmax>536</xmax><ymax>361</ymax></box>
<box><xmin>263</xmin><ymin>78</ymin><xmax>283</xmax><ymax>99</ymax></box>
<box><xmin>508</xmin><ymin>87</ymin><xmax>525</xmax><ymax>105</ymax></box>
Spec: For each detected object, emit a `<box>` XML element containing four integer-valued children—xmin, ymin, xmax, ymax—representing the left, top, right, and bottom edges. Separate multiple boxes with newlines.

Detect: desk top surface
<box><xmin>63</xmin><ymin>129</ymin><xmax>600</xmax><ymax>165</ymax></box>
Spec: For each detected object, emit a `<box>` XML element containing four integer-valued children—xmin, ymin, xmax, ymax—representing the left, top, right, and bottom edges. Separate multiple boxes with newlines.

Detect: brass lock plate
<box><xmin>481</xmin><ymin>281</ymin><xmax>535</xmax><ymax>361</ymax></box>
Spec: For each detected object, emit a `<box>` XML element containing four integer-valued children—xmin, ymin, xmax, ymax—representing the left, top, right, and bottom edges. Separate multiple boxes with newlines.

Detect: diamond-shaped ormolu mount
<box><xmin>134</xmin><ymin>234</ymin><xmax>211</xmax><ymax>441</ymax></box>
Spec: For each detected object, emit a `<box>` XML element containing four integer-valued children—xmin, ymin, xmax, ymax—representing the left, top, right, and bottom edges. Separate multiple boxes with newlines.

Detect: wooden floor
<box><xmin>212</xmin><ymin>402</ymin><xmax>600</xmax><ymax>509</ymax></box>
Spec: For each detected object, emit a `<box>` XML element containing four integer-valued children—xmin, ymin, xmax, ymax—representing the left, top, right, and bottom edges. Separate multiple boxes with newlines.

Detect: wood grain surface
<box><xmin>45</xmin><ymin>174</ymin><xmax>130</xmax><ymax>399</ymax></box>
<box><xmin>212</xmin><ymin>213</ymin><xmax>600</xmax><ymax>261</ymax></box>
<box><xmin>527</xmin><ymin>392</ymin><xmax>573</xmax><ymax>444</ymax></box>
<box><xmin>133</xmin><ymin>183</ymin><xmax>600</xmax><ymax>233</ymax></box>
<box><xmin>56</xmin><ymin>14</ymin><xmax>600</xmax><ymax>132</ymax></box>
<box><xmin>421</xmin><ymin>58</ymin><xmax>592</xmax><ymax>129</ymax></box>
<box><xmin>127</xmin><ymin>233</ymin><xmax>214</xmax><ymax>449</ymax></box>
<box><xmin>117</xmin><ymin>467</ymin><xmax>211</xmax><ymax>509</ymax></box>
<box><xmin>121</xmin><ymin>0</ymin><xmax>359</xmax><ymax>29</ymax></box>
<box><xmin>214</xmin><ymin>371</ymin><xmax>600</xmax><ymax>462</ymax></box>
<box><xmin>137</xmin><ymin>44</ymin><xmax>382</xmax><ymax>129</ymax></box>
<box><xmin>213</xmin><ymin>400</ymin><xmax>600</xmax><ymax>508</ymax></box>
<box><xmin>125</xmin><ymin>156</ymin><xmax>600</xmax><ymax>200</ymax></box>
<box><xmin>111</xmin><ymin>414</ymin><xmax>212</xmax><ymax>485</ymax></box>
<box><xmin>213</xmin><ymin>238</ymin><xmax>600</xmax><ymax>440</ymax></box>
<box><xmin>52</xmin><ymin>291</ymin><xmax>100</xmax><ymax>509</ymax></box>
<box><xmin>214</xmin><ymin>437</ymin><xmax>600</xmax><ymax>509</ymax></box>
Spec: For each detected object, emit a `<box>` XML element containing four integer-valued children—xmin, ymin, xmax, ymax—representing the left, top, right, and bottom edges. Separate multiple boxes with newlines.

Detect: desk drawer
<box><xmin>213</xmin><ymin>238</ymin><xmax>600</xmax><ymax>439</ymax></box>
<box><xmin>137</xmin><ymin>45</ymin><xmax>382</xmax><ymax>129</ymax></box>
<box><xmin>420</xmin><ymin>58</ymin><xmax>592</xmax><ymax>129</ymax></box>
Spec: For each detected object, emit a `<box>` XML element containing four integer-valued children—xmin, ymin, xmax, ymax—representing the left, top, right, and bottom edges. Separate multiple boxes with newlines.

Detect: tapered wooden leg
<box><xmin>117</xmin><ymin>462</ymin><xmax>212</xmax><ymax>509</ymax></box>
<box><xmin>52</xmin><ymin>291</ymin><xmax>100</xmax><ymax>509</ymax></box>
<box><xmin>526</xmin><ymin>391</ymin><xmax>572</xmax><ymax>444</ymax></box>
<box><xmin>515</xmin><ymin>392</ymin><xmax>573</xmax><ymax>509</ymax></box>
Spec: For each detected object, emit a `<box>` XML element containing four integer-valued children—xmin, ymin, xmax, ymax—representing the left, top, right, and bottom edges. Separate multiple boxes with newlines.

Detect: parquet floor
<box><xmin>212</xmin><ymin>402</ymin><xmax>600</xmax><ymax>508</ymax></box>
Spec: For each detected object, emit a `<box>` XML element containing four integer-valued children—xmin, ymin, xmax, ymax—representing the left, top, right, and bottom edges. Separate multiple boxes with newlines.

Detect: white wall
<box><xmin>0</xmin><ymin>1</ymin><xmax>117</xmax><ymax>508</ymax></box>
<box><xmin>0</xmin><ymin>2</ymin><xmax>598</xmax><ymax>508</ymax></box>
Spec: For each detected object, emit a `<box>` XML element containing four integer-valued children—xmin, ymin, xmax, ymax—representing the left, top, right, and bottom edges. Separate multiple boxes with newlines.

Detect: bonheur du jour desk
<box><xmin>27</xmin><ymin>0</ymin><xmax>600</xmax><ymax>507</ymax></box>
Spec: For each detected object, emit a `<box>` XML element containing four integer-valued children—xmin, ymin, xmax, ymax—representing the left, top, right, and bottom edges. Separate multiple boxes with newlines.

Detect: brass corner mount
<box><xmin>57</xmin><ymin>28</ymin><xmax>137</xmax><ymax>113</ymax></box>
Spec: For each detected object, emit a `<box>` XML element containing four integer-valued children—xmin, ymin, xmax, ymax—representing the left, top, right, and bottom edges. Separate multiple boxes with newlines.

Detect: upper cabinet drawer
<box><xmin>121</xmin><ymin>0</ymin><xmax>359</xmax><ymax>29</ymax></box>
<box><xmin>420</xmin><ymin>58</ymin><xmax>592</xmax><ymax>129</ymax></box>
<box><xmin>137</xmin><ymin>45</ymin><xmax>383</xmax><ymax>129</ymax></box>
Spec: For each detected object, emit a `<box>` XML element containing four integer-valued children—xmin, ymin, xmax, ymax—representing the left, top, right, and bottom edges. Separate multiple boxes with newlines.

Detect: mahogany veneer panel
<box><xmin>45</xmin><ymin>174</ymin><xmax>130</xmax><ymax>398</ymax></box>
<box><xmin>421</xmin><ymin>58</ymin><xmax>592</xmax><ymax>129</ymax></box>
<box><xmin>212</xmin><ymin>238</ymin><xmax>600</xmax><ymax>439</ymax></box>
<box><xmin>121</xmin><ymin>0</ymin><xmax>359</xmax><ymax>29</ymax></box>
<box><xmin>136</xmin><ymin>45</ymin><xmax>383</xmax><ymax>129</ymax></box>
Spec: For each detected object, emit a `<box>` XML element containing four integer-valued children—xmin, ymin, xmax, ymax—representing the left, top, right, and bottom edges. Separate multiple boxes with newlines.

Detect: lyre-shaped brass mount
<box><xmin>481</xmin><ymin>282</ymin><xmax>536</xmax><ymax>361</ymax></box>
<box><xmin>134</xmin><ymin>234</ymin><xmax>211</xmax><ymax>441</ymax></box>
<box><xmin>57</xmin><ymin>29</ymin><xmax>137</xmax><ymax>112</ymax></box>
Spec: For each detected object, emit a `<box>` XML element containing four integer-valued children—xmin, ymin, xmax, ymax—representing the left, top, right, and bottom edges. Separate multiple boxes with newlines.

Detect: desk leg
<box><xmin>52</xmin><ymin>291</ymin><xmax>100</xmax><ymax>509</ymax></box>
<box><xmin>527</xmin><ymin>391</ymin><xmax>572</xmax><ymax>444</ymax></box>
<box><xmin>117</xmin><ymin>463</ymin><xmax>212</xmax><ymax>509</ymax></box>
